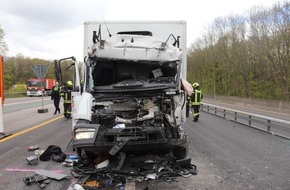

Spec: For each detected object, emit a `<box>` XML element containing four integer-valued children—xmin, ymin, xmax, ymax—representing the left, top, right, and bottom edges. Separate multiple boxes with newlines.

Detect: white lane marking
<box><xmin>4</xmin><ymin>98</ymin><xmax>51</xmax><ymax>106</ymax></box>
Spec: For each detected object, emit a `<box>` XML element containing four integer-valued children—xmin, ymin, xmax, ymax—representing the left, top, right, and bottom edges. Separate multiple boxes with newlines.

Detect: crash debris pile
<box><xmin>26</xmin><ymin>145</ymin><xmax>67</xmax><ymax>165</ymax></box>
<box><xmin>23</xmin><ymin>145</ymin><xmax>197</xmax><ymax>189</ymax></box>
<box><xmin>23</xmin><ymin>170</ymin><xmax>68</xmax><ymax>189</ymax></box>
<box><xmin>71</xmin><ymin>153</ymin><xmax>197</xmax><ymax>189</ymax></box>
<box><xmin>23</xmin><ymin>145</ymin><xmax>70</xmax><ymax>188</ymax></box>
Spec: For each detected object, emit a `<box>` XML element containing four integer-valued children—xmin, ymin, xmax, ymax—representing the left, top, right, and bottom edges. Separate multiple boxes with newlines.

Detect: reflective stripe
<box><xmin>191</xmin><ymin>90</ymin><xmax>202</xmax><ymax>105</ymax></box>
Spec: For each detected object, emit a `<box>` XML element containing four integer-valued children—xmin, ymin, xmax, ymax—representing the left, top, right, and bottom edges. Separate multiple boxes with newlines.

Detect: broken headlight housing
<box><xmin>75</xmin><ymin>128</ymin><xmax>96</xmax><ymax>139</ymax></box>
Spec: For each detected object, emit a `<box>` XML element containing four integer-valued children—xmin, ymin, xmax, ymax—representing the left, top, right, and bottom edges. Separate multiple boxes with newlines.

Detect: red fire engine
<box><xmin>26</xmin><ymin>78</ymin><xmax>56</xmax><ymax>96</ymax></box>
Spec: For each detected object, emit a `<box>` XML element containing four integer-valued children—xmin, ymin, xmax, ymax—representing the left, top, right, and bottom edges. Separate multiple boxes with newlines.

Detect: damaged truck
<box><xmin>55</xmin><ymin>21</ymin><xmax>189</xmax><ymax>163</ymax></box>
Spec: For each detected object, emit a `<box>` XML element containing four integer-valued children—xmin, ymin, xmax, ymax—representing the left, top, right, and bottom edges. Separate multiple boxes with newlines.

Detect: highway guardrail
<box><xmin>201</xmin><ymin>103</ymin><xmax>290</xmax><ymax>140</ymax></box>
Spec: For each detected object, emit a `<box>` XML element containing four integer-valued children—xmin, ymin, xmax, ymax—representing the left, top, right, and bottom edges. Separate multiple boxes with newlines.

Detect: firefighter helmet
<box><xmin>192</xmin><ymin>83</ymin><xmax>199</xmax><ymax>89</ymax></box>
<box><xmin>67</xmin><ymin>81</ymin><xmax>72</xmax><ymax>86</ymax></box>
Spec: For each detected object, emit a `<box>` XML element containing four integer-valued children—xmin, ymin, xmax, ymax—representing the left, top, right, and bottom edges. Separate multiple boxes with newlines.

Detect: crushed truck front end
<box><xmin>72</xmin><ymin>21</ymin><xmax>188</xmax><ymax>160</ymax></box>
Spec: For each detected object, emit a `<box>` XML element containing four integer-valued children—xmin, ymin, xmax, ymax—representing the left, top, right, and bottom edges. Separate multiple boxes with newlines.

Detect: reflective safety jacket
<box><xmin>61</xmin><ymin>87</ymin><xmax>72</xmax><ymax>104</ymax></box>
<box><xmin>191</xmin><ymin>89</ymin><xmax>202</xmax><ymax>106</ymax></box>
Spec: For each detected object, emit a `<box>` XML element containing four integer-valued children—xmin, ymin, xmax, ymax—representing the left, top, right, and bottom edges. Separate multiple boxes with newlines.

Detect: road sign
<box><xmin>31</xmin><ymin>64</ymin><xmax>49</xmax><ymax>114</ymax></box>
<box><xmin>32</xmin><ymin>64</ymin><xmax>49</xmax><ymax>80</ymax></box>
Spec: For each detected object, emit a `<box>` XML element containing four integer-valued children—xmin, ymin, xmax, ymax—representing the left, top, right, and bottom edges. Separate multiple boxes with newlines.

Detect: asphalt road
<box><xmin>2</xmin><ymin>97</ymin><xmax>60</xmax><ymax>133</ymax></box>
<box><xmin>188</xmin><ymin>113</ymin><xmax>290</xmax><ymax>190</ymax></box>
<box><xmin>3</xmin><ymin>97</ymin><xmax>53</xmax><ymax>114</ymax></box>
<box><xmin>1</xmin><ymin>97</ymin><xmax>290</xmax><ymax>189</ymax></box>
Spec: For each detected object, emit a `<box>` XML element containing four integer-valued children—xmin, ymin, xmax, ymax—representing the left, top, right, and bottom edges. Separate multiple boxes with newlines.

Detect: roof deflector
<box><xmin>117</xmin><ymin>31</ymin><xmax>153</xmax><ymax>36</ymax></box>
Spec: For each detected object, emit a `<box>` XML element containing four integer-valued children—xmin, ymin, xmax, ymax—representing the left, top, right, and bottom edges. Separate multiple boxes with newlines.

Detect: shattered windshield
<box><xmin>91</xmin><ymin>59</ymin><xmax>179</xmax><ymax>91</ymax></box>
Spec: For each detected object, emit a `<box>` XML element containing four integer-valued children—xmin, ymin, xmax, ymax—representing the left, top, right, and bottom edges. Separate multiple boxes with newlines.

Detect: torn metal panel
<box><xmin>88</xmin><ymin>34</ymin><xmax>182</xmax><ymax>62</ymax></box>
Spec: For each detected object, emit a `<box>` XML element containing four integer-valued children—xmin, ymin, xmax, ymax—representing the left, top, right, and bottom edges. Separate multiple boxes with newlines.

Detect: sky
<box><xmin>0</xmin><ymin>0</ymin><xmax>280</xmax><ymax>61</ymax></box>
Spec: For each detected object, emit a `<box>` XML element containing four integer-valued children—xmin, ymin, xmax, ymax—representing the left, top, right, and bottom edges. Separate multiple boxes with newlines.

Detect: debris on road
<box><xmin>23</xmin><ymin>174</ymin><xmax>48</xmax><ymax>185</ymax></box>
<box><xmin>22</xmin><ymin>146</ymin><xmax>197</xmax><ymax>189</ymax></box>
<box><xmin>26</xmin><ymin>155</ymin><xmax>38</xmax><ymax>165</ymax></box>
<box><xmin>23</xmin><ymin>174</ymin><xmax>52</xmax><ymax>189</ymax></box>
<box><xmin>63</xmin><ymin>159</ymin><xmax>74</xmax><ymax>167</ymax></box>
<box><xmin>39</xmin><ymin>145</ymin><xmax>66</xmax><ymax>162</ymax></box>
<box><xmin>22</xmin><ymin>169</ymin><xmax>68</xmax><ymax>189</ymax></box>
<box><xmin>28</xmin><ymin>145</ymin><xmax>40</xmax><ymax>151</ymax></box>
<box><xmin>70</xmin><ymin>152</ymin><xmax>197</xmax><ymax>189</ymax></box>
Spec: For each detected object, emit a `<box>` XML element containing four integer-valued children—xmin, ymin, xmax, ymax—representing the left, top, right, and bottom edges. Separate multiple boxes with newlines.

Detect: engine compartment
<box><xmin>91</xmin><ymin>95</ymin><xmax>180</xmax><ymax>141</ymax></box>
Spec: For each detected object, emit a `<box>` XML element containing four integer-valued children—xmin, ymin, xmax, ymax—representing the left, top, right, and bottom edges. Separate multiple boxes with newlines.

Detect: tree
<box><xmin>0</xmin><ymin>25</ymin><xmax>8</xmax><ymax>54</ymax></box>
<box><xmin>187</xmin><ymin>1</ymin><xmax>290</xmax><ymax>101</ymax></box>
<box><xmin>3</xmin><ymin>55</ymin><xmax>54</xmax><ymax>88</ymax></box>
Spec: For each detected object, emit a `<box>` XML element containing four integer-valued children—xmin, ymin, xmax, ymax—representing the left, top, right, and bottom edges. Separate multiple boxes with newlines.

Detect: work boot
<box><xmin>53</xmin><ymin>111</ymin><xmax>57</xmax><ymax>115</ymax></box>
<box><xmin>58</xmin><ymin>108</ymin><xmax>60</xmax><ymax>113</ymax></box>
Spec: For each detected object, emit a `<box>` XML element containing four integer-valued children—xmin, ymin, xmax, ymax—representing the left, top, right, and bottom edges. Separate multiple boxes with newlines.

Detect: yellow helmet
<box><xmin>192</xmin><ymin>82</ymin><xmax>199</xmax><ymax>88</ymax></box>
<box><xmin>67</xmin><ymin>81</ymin><xmax>72</xmax><ymax>86</ymax></box>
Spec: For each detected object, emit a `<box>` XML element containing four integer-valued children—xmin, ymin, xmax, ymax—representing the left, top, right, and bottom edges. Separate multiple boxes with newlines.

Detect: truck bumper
<box><xmin>72</xmin><ymin>123</ymin><xmax>187</xmax><ymax>156</ymax></box>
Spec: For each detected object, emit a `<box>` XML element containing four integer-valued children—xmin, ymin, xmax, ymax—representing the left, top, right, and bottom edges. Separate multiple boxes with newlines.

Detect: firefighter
<box><xmin>61</xmin><ymin>81</ymin><xmax>73</xmax><ymax>119</ymax></box>
<box><xmin>190</xmin><ymin>82</ymin><xmax>203</xmax><ymax>122</ymax></box>
<box><xmin>51</xmin><ymin>81</ymin><xmax>61</xmax><ymax>115</ymax></box>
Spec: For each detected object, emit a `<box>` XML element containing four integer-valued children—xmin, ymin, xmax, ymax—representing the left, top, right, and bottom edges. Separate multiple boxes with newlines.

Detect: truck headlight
<box><xmin>75</xmin><ymin>128</ymin><xmax>96</xmax><ymax>139</ymax></box>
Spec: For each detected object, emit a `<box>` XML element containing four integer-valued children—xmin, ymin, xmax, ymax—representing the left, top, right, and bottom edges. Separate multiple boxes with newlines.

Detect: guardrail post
<box><xmin>207</xmin><ymin>105</ymin><xmax>209</xmax><ymax>113</ymax></box>
<box><xmin>267</xmin><ymin>120</ymin><xmax>271</xmax><ymax>132</ymax></box>
<box><xmin>248</xmin><ymin>115</ymin><xmax>252</xmax><ymax>126</ymax></box>
<box><xmin>214</xmin><ymin>107</ymin><xmax>217</xmax><ymax>115</ymax></box>
<box><xmin>223</xmin><ymin>109</ymin><xmax>226</xmax><ymax>118</ymax></box>
<box><xmin>234</xmin><ymin>112</ymin><xmax>237</xmax><ymax>121</ymax></box>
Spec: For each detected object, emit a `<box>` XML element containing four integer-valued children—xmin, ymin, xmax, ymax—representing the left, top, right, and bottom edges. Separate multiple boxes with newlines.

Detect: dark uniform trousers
<box><xmin>191</xmin><ymin>89</ymin><xmax>202</xmax><ymax>121</ymax></box>
<box><xmin>63</xmin><ymin>90</ymin><xmax>72</xmax><ymax>118</ymax></box>
<box><xmin>51</xmin><ymin>86</ymin><xmax>61</xmax><ymax>114</ymax></box>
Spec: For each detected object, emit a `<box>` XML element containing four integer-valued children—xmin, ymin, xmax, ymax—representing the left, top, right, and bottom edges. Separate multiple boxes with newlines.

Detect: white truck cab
<box><xmin>56</xmin><ymin>21</ymin><xmax>188</xmax><ymax>161</ymax></box>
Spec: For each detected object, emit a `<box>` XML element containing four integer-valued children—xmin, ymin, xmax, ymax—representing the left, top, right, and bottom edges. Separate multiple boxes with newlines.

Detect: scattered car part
<box><xmin>23</xmin><ymin>175</ymin><xmax>48</xmax><ymax>185</ymax></box>
<box><xmin>28</xmin><ymin>145</ymin><xmax>39</xmax><ymax>151</ymax></box>
<box><xmin>26</xmin><ymin>155</ymin><xmax>38</xmax><ymax>165</ymax></box>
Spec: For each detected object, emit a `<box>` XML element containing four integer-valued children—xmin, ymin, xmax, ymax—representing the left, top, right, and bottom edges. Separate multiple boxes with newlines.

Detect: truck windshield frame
<box><xmin>87</xmin><ymin>58</ymin><xmax>179</xmax><ymax>90</ymax></box>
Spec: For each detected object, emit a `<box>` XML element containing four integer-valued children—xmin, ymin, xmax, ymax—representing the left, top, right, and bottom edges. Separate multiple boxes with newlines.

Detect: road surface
<box><xmin>0</xmin><ymin>97</ymin><xmax>290</xmax><ymax>189</ymax></box>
